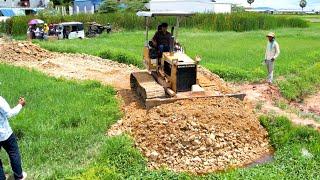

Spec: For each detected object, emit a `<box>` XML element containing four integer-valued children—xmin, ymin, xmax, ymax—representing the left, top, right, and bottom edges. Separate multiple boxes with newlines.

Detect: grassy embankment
<box><xmin>37</xmin><ymin>22</ymin><xmax>320</xmax><ymax>101</ymax></box>
<box><xmin>0</xmin><ymin>64</ymin><xmax>319</xmax><ymax>179</ymax></box>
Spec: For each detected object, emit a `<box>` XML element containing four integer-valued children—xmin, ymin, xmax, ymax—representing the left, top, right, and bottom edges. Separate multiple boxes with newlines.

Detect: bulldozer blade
<box><xmin>145</xmin><ymin>93</ymin><xmax>246</xmax><ymax>109</ymax></box>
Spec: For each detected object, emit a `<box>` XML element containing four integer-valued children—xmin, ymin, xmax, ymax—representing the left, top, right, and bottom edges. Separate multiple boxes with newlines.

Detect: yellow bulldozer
<box><xmin>130</xmin><ymin>11</ymin><xmax>245</xmax><ymax>108</ymax></box>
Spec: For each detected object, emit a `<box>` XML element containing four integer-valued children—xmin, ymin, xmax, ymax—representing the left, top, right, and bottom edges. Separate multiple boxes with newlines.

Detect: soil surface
<box><xmin>233</xmin><ymin>83</ymin><xmax>320</xmax><ymax>130</ymax></box>
<box><xmin>296</xmin><ymin>91</ymin><xmax>320</xmax><ymax>116</ymax></box>
<box><xmin>1</xmin><ymin>38</ymin><xmax>319</xmax><ymax>174</ymax></box>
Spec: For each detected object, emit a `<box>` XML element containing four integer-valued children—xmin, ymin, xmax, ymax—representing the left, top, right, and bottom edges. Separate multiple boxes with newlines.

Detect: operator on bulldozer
<box><xmin>152</xmin><ymin>23</ymin><xmax>172</xmax><ymax>55</ymax></box>
<box><xmin>130</xmin><ymin>11</ymin><xmax>246</xmax><ymax>108</ymax></box>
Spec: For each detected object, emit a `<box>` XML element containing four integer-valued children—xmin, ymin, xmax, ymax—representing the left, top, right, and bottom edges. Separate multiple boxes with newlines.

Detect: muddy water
<box><xmin>248</xmin><ymin>153</ymin><xmax>274</xmax><ymax>167</ymax></box>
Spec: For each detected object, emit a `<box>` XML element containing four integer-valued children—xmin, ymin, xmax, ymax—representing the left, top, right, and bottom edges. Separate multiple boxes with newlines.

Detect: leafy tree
<box><xmin>99</xmin><ymin>0</ymin><xmax>118</xmax><ymax>13</ymax></box>
<box><xmin>300</xmin><ymin>0</ymin><xmax>307</xmax><ymax>11</ymax></box>
<box><xmin>247</xmin><ymin>0</ymin><xmax>254</xmax><ymax>6</ymax></box>
<box><xmin>38</xmin><ymin>1</ymin><xmax>59</xmax><ymax>16</ymax></box>
<box><xmin>232</xmin><ymin>5</ymin><xmax>245</xmax><ymax>12</ymax></box>
<box><xmin>126</xmin><ymin>0</ymin><xmax>148</xmax><ymax>12</ymax></box>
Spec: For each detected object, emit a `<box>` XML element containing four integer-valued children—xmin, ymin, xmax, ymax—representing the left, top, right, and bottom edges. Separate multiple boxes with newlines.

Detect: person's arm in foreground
<box><xmin>0</xmin><ymin>97</ymin><xmax>25</xmax><ymax>119</ymax></box>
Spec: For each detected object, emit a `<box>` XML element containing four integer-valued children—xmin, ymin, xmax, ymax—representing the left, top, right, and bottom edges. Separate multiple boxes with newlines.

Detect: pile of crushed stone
<box><xmin>0</xmin><ymin>41</ymin><xmax>54</xmax><ymax>62</ymax></box>
<box><xmin>129</xmin><ymin>97</ymin><xmax>271</xmax><ymax>174</ymax></box>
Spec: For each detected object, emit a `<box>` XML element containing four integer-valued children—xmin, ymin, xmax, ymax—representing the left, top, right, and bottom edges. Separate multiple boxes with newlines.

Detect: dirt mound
<box><xmin>129</xmin><ymin>97</ymin><xmax>271</xmax><ymax>174</ymax></box>
<box><xmin>0</xmin><ymin>41</ymin><xmax>53</xmax><ymax>62</ymax></box>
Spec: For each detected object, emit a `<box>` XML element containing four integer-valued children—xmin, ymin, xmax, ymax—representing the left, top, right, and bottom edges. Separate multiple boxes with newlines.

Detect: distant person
<box><xmin>62</xmin><ymin>27</ymin><xmax>67</xmax><ymax>39</ymax></box>
<box><xmin>30</xmin><ymin>25</ymin><xmax>36</xmax><ymax>39</ymax></box>
<box><xmin>48</xmin><ymin>24</ymin><xmax>55</xmax><ymax>36</ymax></box>
<box><xmin>106</xmin><ymin>23</ymin><xmax>112</xmax><ymax>34</ymax></box>
<box><xmin>64</xmin><ymin>26</ymin><xmax>70</xmax><ymax>39</ymax></box>
<box><xmin>0</xmin><ymin>96</ymin><xmax>27</xmax><ymax>180</ymax></box>
<box><xmin>43</xmin><ymin>24</ymin><xmax>49</xmax><ymax>35</ymax></box>
<box><xmin>43</xmin><ymin>24</ymin><xmax>49</xmax><ymax>40</ymax></box>
<box><xmin>264</xmin><ymin>32</ymin><xmax>280</xmax><ymax>84</ymax></box>
<box><xmin>157</xmin><ymin>24</ymin><xmax>162</xmax><ymax>31</ymax></box>
<box><xmin>152</xmin><ymin>22</ymin><xmax>172</xmax><ymax>54</ymax></box>
<box><xmin>35</xmin><ymin>27</ymin><xmax>42</xmax><ymax>39</ymax></box>
<box><xmin>26</xmin><ymin>26</ymin><xmax>32</xmax><ymax>40</ymax></box>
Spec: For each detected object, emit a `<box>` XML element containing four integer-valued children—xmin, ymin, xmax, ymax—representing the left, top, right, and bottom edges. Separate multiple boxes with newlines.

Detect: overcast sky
<box><xmin>221</xmin><ymin>0</ymin><xmax>320</xmax><ymax>10</ymax></box>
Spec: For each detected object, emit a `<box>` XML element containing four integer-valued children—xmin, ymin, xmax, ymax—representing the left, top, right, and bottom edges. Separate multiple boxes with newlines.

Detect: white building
<box><xmin>149</xmin><ymin>0</ymin><xmax>232</xmax><ymax>13</ymax></box>
<box><xmin>0</xmin><ymin>0</ymin><xmax>49</xmax><ymax>8</ymax></box>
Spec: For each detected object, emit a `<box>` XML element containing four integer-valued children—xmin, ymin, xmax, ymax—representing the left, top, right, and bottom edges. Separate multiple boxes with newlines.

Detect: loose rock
<box><xmin>0</xmin><ymin>41</ymin><xmax>53</xmax><ymax>62</ymax></box>
<box><xmin>129</xmin><ymin>98</ymin><xmax>271</xmax><ymax>174</ymax></box>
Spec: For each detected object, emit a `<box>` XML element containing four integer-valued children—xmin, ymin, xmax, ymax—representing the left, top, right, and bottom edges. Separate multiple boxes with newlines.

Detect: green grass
<box><xmin>36</xmin><ymin>23</ymin><xmax>320</xmax><ymax>100</ymax></box>
<box><xmin>0</xmin><ymin>63</ymin><xmax>121</xmax><ymax>179</ymax></box>
<box><xmin>1</xmin><ymin>63</ymin><xmax>320</xmax><ymax>179</ymax></box>
<box><xmin>279</xmin><ymin>14</ymin><xmax>320</xmax><ymax>21</ymax></box>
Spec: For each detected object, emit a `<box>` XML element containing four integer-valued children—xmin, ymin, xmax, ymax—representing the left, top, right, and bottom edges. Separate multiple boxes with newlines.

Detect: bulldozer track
<box><xmin>130</xmin><ymin>71</ymin><xmax>166</xmax><ymax>106</ymax></box>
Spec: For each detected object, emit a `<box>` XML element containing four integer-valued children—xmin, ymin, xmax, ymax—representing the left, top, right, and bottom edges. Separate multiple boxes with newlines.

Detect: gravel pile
<box><xmin>130</xmin><ymin>97</ymin><xmax>271</xmax><ymax>174</ymax></box>
<box><xmin>0</xmin><ymin>41</ymin><xmax>54</xmax><ymax>62</ymax></box>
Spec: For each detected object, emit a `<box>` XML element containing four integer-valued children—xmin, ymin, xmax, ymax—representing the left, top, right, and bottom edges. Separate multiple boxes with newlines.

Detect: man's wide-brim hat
<box><xmin>266</xmin><ymin>32</ymin><xmax>275</xmax><ymax>38</ymax></box>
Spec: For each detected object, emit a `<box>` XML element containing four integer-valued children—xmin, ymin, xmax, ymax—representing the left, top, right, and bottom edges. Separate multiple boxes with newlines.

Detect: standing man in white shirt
<box><xmin>0</xmin><ymin>96</ymin><xmax>27</xmax><ymax>180</ymax></box>
<box><xmin>265</xmin><ymin>32</ymin><xmax>280</xmax><ymax>84</ymax></box>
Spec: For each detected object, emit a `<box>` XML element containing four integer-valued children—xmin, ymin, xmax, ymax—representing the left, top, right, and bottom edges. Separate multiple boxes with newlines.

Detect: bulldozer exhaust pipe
<box><xmin>170</xmin><ymin>26</ymin><xmax>175</xmax><ymax>53</ymax></box>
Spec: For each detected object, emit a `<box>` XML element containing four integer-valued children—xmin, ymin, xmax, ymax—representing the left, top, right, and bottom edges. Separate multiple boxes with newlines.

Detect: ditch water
<box><xmin>248</xmin><ymin>152</ymin><xmax>274</xmax><ymax>167</ymax></box>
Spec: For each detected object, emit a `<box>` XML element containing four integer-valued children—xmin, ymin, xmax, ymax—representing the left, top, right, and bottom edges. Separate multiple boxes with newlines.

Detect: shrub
<box><xmin>99</xmin><ymin>0</ymin><xmax>118</xmax><ymax>13</ymax></box>
<box><xmin>0</xmin><ymin>22</ymin><xmax>6</xmax><ymax>33</ymax></box>
<box><xmin>0</xmin><ymin>19</ymin><xmax>11</xmax><ymax>34</ymax></box>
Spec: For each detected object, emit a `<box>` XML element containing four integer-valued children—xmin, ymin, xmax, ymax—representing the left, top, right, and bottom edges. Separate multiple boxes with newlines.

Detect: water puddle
<box><xmin>248</xmin><ymin>153</ymin><xmax>274</xmax><ymax>167</ymax></box>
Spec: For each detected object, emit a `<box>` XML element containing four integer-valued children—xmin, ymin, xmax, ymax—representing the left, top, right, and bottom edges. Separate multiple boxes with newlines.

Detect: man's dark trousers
<box><xmin>0</xmin><ymin>134</ymin><xmax>23</xmax><ymax>180</ymax></box>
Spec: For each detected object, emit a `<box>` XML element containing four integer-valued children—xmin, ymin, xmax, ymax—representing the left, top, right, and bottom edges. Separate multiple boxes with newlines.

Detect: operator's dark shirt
<box><xmin>153</xmin><ymin>31</ymin><xmax>172</xmax><ymax>46</ymax></box>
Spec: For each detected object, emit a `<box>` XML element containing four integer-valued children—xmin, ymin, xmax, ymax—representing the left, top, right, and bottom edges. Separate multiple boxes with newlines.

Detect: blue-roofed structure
<box><xmin>0</xmin><ymin>8</ymin><xmax>35</xmax><ymax>17</ymax></box>
<box><xmin>0</xmin><ymin>9</ymin><xmax>15</xmax><ymax>16</ymax></box>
